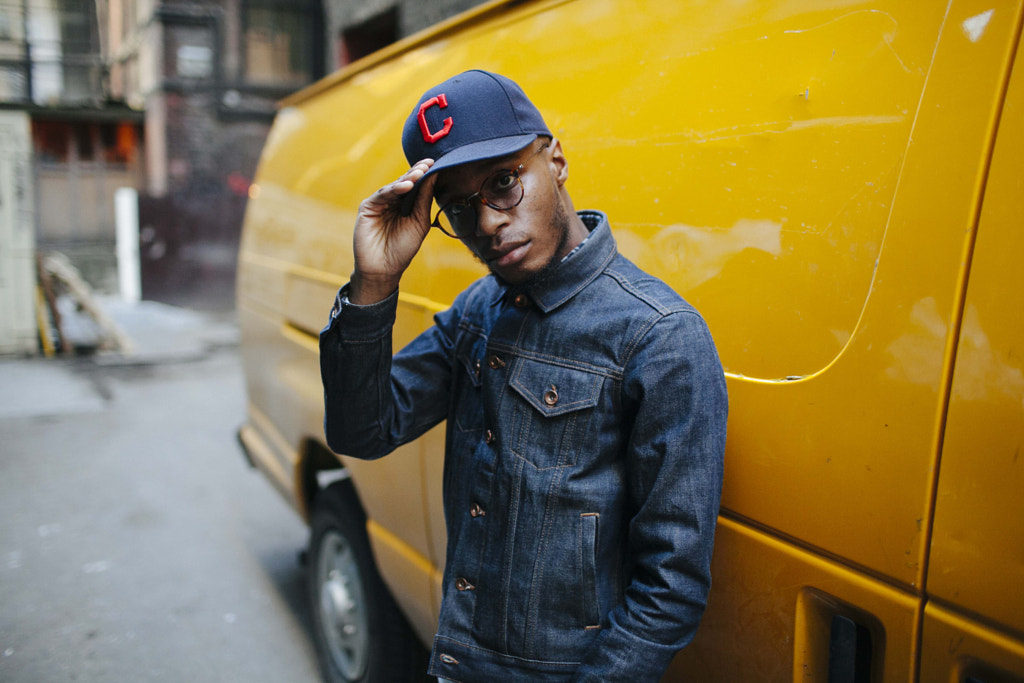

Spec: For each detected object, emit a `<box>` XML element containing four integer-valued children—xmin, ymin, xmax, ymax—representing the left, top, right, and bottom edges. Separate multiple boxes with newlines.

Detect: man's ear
<box><xmin>548</xmin><ymin>138</ymin><xmax>569</xmax><ymax>187</ymax></box>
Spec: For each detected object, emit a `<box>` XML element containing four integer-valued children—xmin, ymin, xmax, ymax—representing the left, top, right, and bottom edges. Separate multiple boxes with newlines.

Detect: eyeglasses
<box><xmin>431</xmin><ymin>142</ymin><xmax>550</xmax><ymax>238</ymax></box>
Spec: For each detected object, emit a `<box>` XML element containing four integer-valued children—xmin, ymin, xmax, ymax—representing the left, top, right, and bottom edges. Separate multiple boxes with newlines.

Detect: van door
<box><xmin>920</xmin><ymin>26</ymin><xmax>1024</xmax><ymax>682</ymax></box>
<box><xmin>665</xmin><ymin>1</ymin><xmax>1024</xmax><ymax>680</ymax></box>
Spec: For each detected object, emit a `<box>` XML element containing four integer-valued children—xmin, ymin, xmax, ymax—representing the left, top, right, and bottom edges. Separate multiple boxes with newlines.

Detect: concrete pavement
<box><xmin>0</xmin><ymin>298</ymin><xmax>322</xmax><ymax>682</ymax></box>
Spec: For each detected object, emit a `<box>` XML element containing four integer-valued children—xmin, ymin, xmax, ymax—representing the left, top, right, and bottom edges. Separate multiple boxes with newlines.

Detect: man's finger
<box><xmin>374</xmin><ymin>159</ymin><xmax>435</xmax><ymax>199</ymax></box>
<box><xmin>398</xmin><ymin>159</ymin><xmax>435</xmax><ymax>188</ymax></box>
<box><xmin>413</xmin><ymin>173</ymin><xmax>438</xmax><ymax>221</ymax></box>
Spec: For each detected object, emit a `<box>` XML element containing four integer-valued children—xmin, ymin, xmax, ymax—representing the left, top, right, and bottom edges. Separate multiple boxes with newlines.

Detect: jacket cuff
<box><xmin>320</xmin><ymin>284</ymin><xmax>399</xmax><ymax>342</ymax></box>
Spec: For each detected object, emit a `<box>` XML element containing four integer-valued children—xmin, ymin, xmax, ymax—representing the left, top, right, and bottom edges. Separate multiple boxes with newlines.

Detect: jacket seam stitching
<box><xmin>486</xmin><ymin>345</ymin><xmax>623</xmax><ymax>380</ymax></box>
<box><xmin>432</xmin><ymin>636</ymin><xmax>581</xmax><ymax>668</ymax></box>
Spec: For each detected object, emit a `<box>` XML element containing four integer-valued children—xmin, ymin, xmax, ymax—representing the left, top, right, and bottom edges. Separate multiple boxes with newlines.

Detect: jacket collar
<box><xmin>491</xmin><ymin>210</ymin><xmax>617</xmax><ymax>314</ymax></box>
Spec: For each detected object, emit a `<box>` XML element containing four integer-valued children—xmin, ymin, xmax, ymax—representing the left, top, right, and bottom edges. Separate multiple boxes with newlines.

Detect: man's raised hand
<box><xmin>350</xmin><ymin>159</ymin><xmax>437</xmax><ymax>305</ymax></box>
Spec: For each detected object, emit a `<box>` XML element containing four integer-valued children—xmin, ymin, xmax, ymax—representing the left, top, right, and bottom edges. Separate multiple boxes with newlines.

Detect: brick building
<box><xmin>1</xmin><ymin>0</ymin><xmax>141</xmax><ymax>297</ymax></box>
<box><xmin>1</xmin><ymin>0</ymin><xmax>489</xmax><ymax>319</ymax></box>
<box><xmin>99</xmin><ymin>0</ymin><xmax>326</xmax><ymax>307</ymax></box>
<box><xmin>101</xmin><ymin>0</ymin><xmax>489</xmax><ymax>309</ymax></box>
<box><xmin>324</xmin><ymin>0</ymin><xmax>487</xmax><ymax>66</ymax></box>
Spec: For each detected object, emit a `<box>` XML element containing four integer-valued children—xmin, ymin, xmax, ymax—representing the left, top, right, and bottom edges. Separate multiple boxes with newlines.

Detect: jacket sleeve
<box><xmin>572</xmin><ymin>309</ymin><xmax>728</xmax><ymax>682</ymax></box>
<box><xmin>319</xmin><ymin>285</ymin><xmax>459</xmax><ymax>459</ymax></box>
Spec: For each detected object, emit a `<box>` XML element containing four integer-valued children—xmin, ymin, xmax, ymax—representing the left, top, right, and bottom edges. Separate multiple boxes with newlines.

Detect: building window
<box><xmin>0</xmin><ymin>0</ymin><xmax>101</xmax><ymax>105</ymax></box>
<box><xmin>0</xmin><ymin>2</ymin><xmax>28</xmax><ymax>102</ymax></box>
<box><xmin>33</xmin><ymin>121</ymin><xmax>139</xmax><ymax>166</ymax></box>
<box><xmin>243</xmin><ymin>0</ymin><xmax>315</xmax><ymax>86</ymax></box>
<box><xmin>0</xmin><ymin>66</ymin><xmax>28</xmax><ymax>101</ymax></box>
<box><xmin>0</xmin><ymin>7</ymin><xmax>16</xmax><ymax>40</ymax></box>
<box><xmin>164</xmin><ymin>21</ymin><xmax>217</xmax><ymax>82</ymax></box>
<box><xmin>340</xmin><ymin>7</ymin><xmax>398</xmax><ymax>66</ymax></box>
<box><xmin>177</xmin><ymin>45</ymin><xmax>214</xmax><ymax>79</ymax></box>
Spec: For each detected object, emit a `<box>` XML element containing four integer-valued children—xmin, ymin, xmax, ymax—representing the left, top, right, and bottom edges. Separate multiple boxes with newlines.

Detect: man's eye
<box><xmin>448</xmin><ymin>203</ymin><xmax>467</xmax><ymax>216</ymax></box>
<box><xmin>492</xmin><ymin>173</ymin><xmax>517</xmax><ymax>192</ymax></box>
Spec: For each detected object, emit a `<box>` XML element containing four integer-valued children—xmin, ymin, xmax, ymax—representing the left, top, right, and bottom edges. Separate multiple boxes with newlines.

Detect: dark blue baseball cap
<box><xmin>399</xmin><ymin>70</ymin><xmax>551</xmax><ymax>215</ymax></box>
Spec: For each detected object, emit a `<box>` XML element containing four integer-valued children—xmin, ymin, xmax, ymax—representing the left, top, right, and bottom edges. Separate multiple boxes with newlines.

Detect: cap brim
<box><xmin>399</xmin><ymin>133</ymin><xmax>539</xmax><ymax>216</ymax></box>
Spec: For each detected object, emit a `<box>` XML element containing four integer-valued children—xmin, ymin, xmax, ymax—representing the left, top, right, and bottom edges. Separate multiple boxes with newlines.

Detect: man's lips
<box><xmin>485</xmin><ymin>240</ymin><xmax>531</xmax><ymax>268</ymax></box>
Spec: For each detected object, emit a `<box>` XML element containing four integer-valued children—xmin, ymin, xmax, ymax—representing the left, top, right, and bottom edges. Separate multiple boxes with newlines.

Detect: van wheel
<box><xmin>308</xmin><ymin>482</ymin><xmax>427</xmax><ymax>683</ymax></box>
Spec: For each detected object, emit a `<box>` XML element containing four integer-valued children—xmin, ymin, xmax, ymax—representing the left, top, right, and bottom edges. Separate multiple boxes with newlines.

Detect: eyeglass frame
<box><xmin>430</xmin><ymin>141</ymin><xmax>551</xmax><ymax>238</ymax></box>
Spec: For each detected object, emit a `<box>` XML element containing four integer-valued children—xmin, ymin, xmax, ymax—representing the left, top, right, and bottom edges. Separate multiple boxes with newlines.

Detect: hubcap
<box><xmin>316</xmin><ymin>529</ymin><xmax>368</xmax><ymax>680</ymax></box>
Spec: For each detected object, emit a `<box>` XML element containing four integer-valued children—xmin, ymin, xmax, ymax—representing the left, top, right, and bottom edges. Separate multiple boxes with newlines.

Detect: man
<box><xmin>320</xmin><ymin>70</ymin><xmax>727</xmax><ymax>682</ymax></box>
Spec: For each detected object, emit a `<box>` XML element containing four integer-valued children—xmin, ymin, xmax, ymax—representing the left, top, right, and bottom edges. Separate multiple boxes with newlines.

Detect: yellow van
<box><xmin>235</xmin><ymin>1</ymin><xmax>1024</xmax><ymax>680</ymax></box>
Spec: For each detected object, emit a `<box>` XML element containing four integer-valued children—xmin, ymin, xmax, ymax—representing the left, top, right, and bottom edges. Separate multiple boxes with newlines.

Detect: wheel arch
<box><xmin>296</xmin><ymin>437</ymin><xmax>365</xmax><ymax>524</ymax></box>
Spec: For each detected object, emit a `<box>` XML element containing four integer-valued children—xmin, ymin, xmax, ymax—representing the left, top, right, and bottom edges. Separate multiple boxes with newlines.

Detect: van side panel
<box><xmin>245</xmin><ymin>0</ymin><xmax>1021</xmax><ymax>590</ymax></box>
<box><xmin>236</xmin><ymin>0</ymin><xmax>1024</xmax><ymax>679</ymax></box>
<box><xmin>920</xmin><ymin>606</ymin><xmax>1024</xmax><ymax>683</ymax></box>
<box><xmin>715</xmin><ymin>0</ymin><xmax>1020</xmax><ymax>595</ymax></box>
<box><xmin>921</xmin><ymin>23</ymin><xmax>1024</xmax><ymax>680</ymax></box>
<box><xmin>237</xmin><ymin>156</ymin><xmax>441</xmax><ymax>642</ymax></box>
<box><xmin>669</xmin><ymin>517</ymin><xmax>919</xmax><ymax>681</ymax></box>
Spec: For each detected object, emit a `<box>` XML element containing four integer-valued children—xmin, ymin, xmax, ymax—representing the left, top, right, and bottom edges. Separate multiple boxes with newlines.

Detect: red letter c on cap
<box><xmin>418</xmin><ymin>94</ymin><xmax>453</xmax><ymax>144</ymax></box>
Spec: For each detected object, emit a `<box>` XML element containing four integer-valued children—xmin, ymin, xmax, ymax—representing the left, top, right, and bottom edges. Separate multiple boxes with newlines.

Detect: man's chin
<box><xmin>490</xmin><ymin>254</ymin><xmax>560</xmax><ymax>288</ymax></box>
<box><xmin>478</xmin><ymin>252</ymin><xmax>539</xmax><ymax>286</ymax></box>
<box><xmin>489</xmin><ymin>266</ymin><xmax>531</xmax><ymax>287</ymax></box>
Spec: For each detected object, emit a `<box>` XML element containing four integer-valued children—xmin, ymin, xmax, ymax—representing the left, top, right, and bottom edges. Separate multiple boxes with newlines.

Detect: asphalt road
<box><xmin>0</xmin><ymin>306</ymin><xmax>322</xmax><ymax>682</ymax></box>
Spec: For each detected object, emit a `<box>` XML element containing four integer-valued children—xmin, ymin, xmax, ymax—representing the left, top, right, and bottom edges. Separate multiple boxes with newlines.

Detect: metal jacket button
<box><xmin>512</xmin><ymin>293</ymin><xmax>529</xmax><ymax>308</ymax></box>
<box><xmin>484</xmin><ymin>429</ymin><xmax>494</xmax><ymax>444</ymax></box>
<box><xmin>543</xmin><ymin>385</ymin><xmax>559</xmax><ymax>406</ymax></box>
<box><xmin>470</xmin><ymin>503</ymin><xmax>485</xmax><ymax>518</ymax></box>
<box><xmin>440</xmin><ymin>653</ymin><xmax>459</xmax><ymax>665</ymax></box>
<box><xmin>487</xmin><ymin>354</ymin><xmax>505</xmax><ymax>369</ymax></box>
<box><xmin>455</xmin><ymin>577</ymin><xmax>474</xmax><ymax>591</ymax></box>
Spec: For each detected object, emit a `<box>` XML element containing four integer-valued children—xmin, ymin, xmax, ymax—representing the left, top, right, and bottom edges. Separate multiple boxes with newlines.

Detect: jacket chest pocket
<box><xmin>508</xmin><ymin>357</ymin><xmax>604</xmax><ymax>470</ymax></box>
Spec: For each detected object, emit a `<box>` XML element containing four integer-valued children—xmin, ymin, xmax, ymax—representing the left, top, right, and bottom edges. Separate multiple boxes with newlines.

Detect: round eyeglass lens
<box><xmin>437</xmin><ymin>203</ymin><xmax>478</xmax><ymax>237</ymax></box>
<box><xmin>481</xmin><ymin>171</ymin><xmax>523</xmax><ymax>208</ymax></box>
<box><xmin>436</xmin><ymin>170</ymin><xmax>524</xmax><ymax>237</ymax></box>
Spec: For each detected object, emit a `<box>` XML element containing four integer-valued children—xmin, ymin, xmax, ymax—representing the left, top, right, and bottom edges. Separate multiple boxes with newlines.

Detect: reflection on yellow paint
<box><xmin>259</xmin><ymin>106</ymin><xmax>306</xmax><ymax>160</ymax></box>
<box><xmin>618</xmin><ymin>219</ymin><xmax>782</xmax><ymax>292</ymax></box>
<box><xmin>885</xmin><ymin>297</ymin><xmax>946</xmax><ymax>386</ymax></box>
<box><xmin>953</xmin><ymin>304</ymin><xmax>1024</xmax><ymax>404</ymax></box>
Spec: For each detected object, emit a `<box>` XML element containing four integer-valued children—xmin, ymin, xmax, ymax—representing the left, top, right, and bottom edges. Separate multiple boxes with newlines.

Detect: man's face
<box><xmin>433</xmin><ymin>139</ymin><xmax>579</xmax><ymax>285</ymax></box>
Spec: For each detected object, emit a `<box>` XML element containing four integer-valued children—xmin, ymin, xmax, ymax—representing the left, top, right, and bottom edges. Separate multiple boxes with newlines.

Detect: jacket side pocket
<box><xmin>580</xmin><ymin>512</ymin><xmax>601</xmax><ymax>629</ymax></box>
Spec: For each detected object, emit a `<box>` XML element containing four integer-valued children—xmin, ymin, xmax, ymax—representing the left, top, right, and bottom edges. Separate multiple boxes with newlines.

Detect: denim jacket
<box><xmin>320</xmin><ymin>211</ymin><xmax>727</xmax><ymax>682</ymax></box>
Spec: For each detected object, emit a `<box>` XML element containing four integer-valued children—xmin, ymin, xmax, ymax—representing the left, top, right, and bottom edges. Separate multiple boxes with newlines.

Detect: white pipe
<box><xmin>115</xmin><ymin>187</ymin><xmax>141</xmax><ymax>304</ymax></box>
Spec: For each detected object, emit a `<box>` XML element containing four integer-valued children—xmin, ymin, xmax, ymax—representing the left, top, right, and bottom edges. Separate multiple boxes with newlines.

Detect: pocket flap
<box><xmin>509</xmin><ymin>357</ymin><xmax>603</xmax><ymax>417</ymax></box>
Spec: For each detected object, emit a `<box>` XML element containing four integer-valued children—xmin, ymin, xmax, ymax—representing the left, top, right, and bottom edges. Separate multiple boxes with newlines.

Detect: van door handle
<box><xmin>828</xmin><ymin>614</ymin><xmax>873</xmax><ymax>683</ymax></box>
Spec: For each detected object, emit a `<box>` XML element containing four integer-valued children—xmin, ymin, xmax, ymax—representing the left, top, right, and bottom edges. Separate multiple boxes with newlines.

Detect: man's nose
<box><xmin>473</xmin><ymin>202</ymin><xmax>508</xmax><ymax>236</ymax></box>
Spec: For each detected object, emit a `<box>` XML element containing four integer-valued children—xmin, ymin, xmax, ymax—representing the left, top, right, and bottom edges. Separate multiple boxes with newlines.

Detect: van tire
<box><xmin>308</xmin><ymin>482</ymin><xmax>428</xmax><ymax>683</ymax></box>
